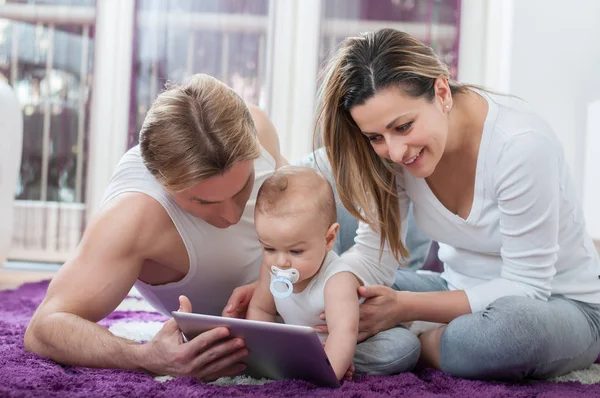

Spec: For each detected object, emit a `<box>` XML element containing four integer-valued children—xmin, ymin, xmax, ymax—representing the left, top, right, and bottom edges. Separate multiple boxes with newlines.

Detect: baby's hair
<box><xmin>256</xmin><ymin>165</ymin><xmax>337</xmax><ymax>227</ymax></box>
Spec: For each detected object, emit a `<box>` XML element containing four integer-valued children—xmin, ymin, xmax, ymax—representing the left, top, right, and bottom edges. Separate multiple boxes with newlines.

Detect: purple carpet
<box><xmin>1</xmin><ymin>281</ymin><xmax>599</xmax><ymax>397</ymax></box>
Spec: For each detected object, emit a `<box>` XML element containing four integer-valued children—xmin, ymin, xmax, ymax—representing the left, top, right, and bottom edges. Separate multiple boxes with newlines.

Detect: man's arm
<box><xmin>323</xmin><ymin>272</ymin><xmax>361</xmax><ymax>381</ymax></box>
<box><xmin>246</xmin><ymin>263</ymin><xmax>277</xmax><ymax>322</ymax></box>
<box><xmin>24</xmin><ymin>194</ymin><xmax>247</xmax><ymax>379</ymax></box>
<box><xmin>247</xmin><ymin>104</ymin><xmax>288</xmax><ymax>167</ymax></box>
<box><xmin>24</xmin><ymin>194</ymin><xmax>150</xmax><ymax>368</ymax></box>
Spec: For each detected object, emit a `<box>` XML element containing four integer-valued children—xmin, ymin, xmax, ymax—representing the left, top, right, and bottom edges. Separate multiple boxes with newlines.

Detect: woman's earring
<box><xmin>445</xmin><ymin>104</ymin><xmax>450</xmax><ymax>110</ymax></box>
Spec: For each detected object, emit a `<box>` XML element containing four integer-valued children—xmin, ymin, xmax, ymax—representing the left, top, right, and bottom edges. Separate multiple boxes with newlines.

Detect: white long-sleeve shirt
<box><xmin>337</xmin><ymin>89</ymin><xmax>600</xmax><ymax>313</ymax></box>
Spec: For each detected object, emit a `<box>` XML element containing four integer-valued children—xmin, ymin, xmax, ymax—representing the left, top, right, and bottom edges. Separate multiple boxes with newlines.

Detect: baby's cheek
<box><xmin>301</xmin><ymin>257</ymin><xmax>320</xmax><ymax>275</ymax></box>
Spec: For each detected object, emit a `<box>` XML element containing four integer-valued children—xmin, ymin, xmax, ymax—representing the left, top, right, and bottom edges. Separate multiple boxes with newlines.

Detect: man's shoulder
<box><xmin>246</xmin><ymin>104</ymin><xmax>283</xmax><ymax>167</ymax></box>
<box><xmin>89</xmin><ymin>191</ymin><xmax>188</xmax><ymax>274</ymax></box>
<box><xmin>97</xmin><ymin>192</ymin><xmax>174</xmax><ymax>242</ymax></box>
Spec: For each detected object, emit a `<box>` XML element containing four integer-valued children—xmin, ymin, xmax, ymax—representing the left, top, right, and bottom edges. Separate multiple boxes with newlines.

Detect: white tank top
<box><xmin>101</xmin><ymin>145</ymin><xmax>276</xmax><ymax>316</ymax></box>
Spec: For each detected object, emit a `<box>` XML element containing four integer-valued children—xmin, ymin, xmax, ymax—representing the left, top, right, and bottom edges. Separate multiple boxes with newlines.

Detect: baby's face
<box><xmin>255</xmin><ymin>212</ymin><xmax>332</xmax><ymax>283</ymax></box>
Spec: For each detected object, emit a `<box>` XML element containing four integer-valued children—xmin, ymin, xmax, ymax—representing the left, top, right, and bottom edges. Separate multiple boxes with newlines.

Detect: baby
<box><xmin>246</xmin><ymin>165</ymin><xmax>368</xmax><ymax>381</ymax></box>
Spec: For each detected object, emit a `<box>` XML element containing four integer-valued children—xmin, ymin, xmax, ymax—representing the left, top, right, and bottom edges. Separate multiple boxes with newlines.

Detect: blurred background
<box><xmin>0</xmin><ymin>0</ymin><xmax>598</xmax><ymax>265</ymax></box>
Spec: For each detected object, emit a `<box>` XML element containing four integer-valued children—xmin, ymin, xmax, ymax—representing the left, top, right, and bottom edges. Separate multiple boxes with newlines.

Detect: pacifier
<box><xmin>269</xmin><ymin>265</ymin><xmax>300</xmax><ymax>299</ymax></box>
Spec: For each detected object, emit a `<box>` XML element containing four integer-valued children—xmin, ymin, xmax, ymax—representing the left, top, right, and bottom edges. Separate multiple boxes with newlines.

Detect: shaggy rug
<box><xmin>2</xmin><ymin>280</ymin><xmax>600</xmax><ymax>397</ymax></box>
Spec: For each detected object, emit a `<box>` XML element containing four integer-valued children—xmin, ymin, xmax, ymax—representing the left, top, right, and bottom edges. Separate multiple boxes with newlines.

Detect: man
<box><xmin>25</xmin><ymin>74</ymin><xmax>285</xmax><ymax>381</ymax></box>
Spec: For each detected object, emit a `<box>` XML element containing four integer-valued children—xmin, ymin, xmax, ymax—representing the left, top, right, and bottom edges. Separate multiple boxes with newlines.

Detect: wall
<box><xmin>508</xmin><ymin>0</ymin><xmax>600</xmax><ymax>197</ymax></box>
<box><xmin>509</xmin><ymin>0</ymin><xmax>600</xmax><ymax>239</ymax></box>
<box><xmin>584</xmin><ymin>100</ymin><xmax>600</xmax><ymax>239</ymax></box>
<box><xmin>459</xmin><ymin>0</ymin><xmax>600</xmax><ymax>239</ymax></box>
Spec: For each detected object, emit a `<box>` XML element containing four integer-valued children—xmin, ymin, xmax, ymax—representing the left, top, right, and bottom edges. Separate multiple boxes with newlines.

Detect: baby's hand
<box><xmin>343</xmin><ymin>363</ymin><xmax>355</xmax><ymax>381</ymax></box>
<box><xmin>323</xmin><ymin>339</ymin><xmax>353</xmax><ymax>381</ymax></box>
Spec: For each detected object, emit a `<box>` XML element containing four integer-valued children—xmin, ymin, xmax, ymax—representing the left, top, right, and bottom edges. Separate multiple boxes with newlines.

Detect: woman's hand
<box><xmin>355</xmin><ymin>285</ymin><xmax>406</xmax><ymax>342</ymax></box>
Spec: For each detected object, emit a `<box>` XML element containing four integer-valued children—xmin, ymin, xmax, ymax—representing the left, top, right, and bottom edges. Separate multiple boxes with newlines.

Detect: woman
<box><xmin>316</xmin><ymin>28</ymin><xmax>600</xmax><ymax>380</ymax></box>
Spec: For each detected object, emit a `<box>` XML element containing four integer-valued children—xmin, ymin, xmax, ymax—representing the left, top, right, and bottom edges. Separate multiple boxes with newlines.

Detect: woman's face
<box><xmin>349</xmin><ymin>79</ymin><xmax>452</xmax><ymax>179</ymax></box>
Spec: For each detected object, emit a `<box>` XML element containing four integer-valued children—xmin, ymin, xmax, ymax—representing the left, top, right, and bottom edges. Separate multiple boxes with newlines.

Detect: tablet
<box><xmin>172</xmin><ymin>311</ymin><xmax>340</xmax><ymax>388</ymax></box>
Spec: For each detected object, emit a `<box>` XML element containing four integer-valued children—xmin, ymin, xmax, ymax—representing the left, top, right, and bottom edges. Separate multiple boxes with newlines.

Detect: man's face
<box><xmin>171</xmin><ymin>160</ymin><xmax>255</xmax><ymax>228</ymax></box>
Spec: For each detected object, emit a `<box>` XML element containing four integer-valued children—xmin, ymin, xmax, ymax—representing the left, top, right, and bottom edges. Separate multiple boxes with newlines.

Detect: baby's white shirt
<box><xmin>272</xmin><ymin>250</ymin><xmax>397</xmax><ymax>340</ymax></box>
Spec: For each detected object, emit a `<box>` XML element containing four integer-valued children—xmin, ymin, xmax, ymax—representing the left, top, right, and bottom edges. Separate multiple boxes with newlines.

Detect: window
<box><xmin>268</xmin><ymin>0</ymin><xmax>461</xmax><ymax>162</ymax></box>
<box><xmin>0</xmin><ymin>1</ymin><xmax>95</xmax><ymax>262</ymax></box>
<box><xmin>2</xmin><ymin>0</ymin><xmax>462</xmax><ymax>262</ymax></box>
<box><xmin>319</xmin><ymin>0</ymin><xmax>461</xmax><ymax>78</ymax></box>
<box><xmin>129</xmin><ymin>0</ymin><xmax>271</xmax><ymax>148</ymax></box>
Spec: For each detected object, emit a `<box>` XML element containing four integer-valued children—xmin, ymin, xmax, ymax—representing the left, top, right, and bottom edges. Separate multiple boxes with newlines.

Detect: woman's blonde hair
<box><xmin>315</xmin><ymin>28</ymin><xmax>467</xmax><ymax>264</ymax></box>
<box><xmin>139</xmin><ymin>74</ymin><xmax>261</xmax><ymax>192</ymax></box>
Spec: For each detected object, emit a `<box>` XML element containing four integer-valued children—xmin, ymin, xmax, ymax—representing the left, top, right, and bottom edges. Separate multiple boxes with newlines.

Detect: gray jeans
<box><xmin>392</xmin><ymin>269</ymin><xmax>600</xmax><ymax>380</ymax></box>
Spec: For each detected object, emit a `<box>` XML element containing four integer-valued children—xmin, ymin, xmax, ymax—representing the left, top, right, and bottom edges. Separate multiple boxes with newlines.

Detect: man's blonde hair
<box><xmin>256</xmin><ymin>166</ymin><xmax>337</xmax><ymax>228</ymax></box>
<box><xmin>139</xmin><ymin>74</ymin><xmax>261</xmax><ymax>192</ymax></box>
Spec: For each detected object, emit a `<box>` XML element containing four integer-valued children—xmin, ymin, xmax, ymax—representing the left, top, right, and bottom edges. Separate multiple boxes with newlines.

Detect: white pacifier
<box><xmin>270</xmin><ymin>265</ymin><xmax>300</xmax><ymax>299</ymax></box>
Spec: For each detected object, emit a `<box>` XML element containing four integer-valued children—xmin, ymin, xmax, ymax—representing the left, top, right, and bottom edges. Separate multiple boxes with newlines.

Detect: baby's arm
<box><xmin>323</xmin><ymin>272</ymin><xmax>361</xmax><ymax>380</ymax></box>
<box><xmin>246</xmin><ymin>263</ymin><xmax>277</xmax><ymax>322</ymax></box>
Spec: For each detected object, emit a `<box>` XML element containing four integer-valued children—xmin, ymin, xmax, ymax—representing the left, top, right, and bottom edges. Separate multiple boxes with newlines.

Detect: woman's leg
<box><xmin>440</xmin><ymin>295</ymin><xmax>600</xmax><ymax>380</ymax></box>
<box><xmin>393</xmin><ymin>268</ymin><xmax>449</xmax><ymax>292</ymax></box>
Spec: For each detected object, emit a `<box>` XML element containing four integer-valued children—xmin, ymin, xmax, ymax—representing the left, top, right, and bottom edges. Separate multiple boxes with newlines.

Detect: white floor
<box><xmin>4</xmin><ymin>260</ymin><xmax>61</xmax><ymax>272</ymax></box>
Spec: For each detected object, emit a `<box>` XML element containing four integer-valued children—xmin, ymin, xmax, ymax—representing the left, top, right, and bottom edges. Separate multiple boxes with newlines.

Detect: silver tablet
<box><xmin>172</xmin><ymin>311</ymin><xmax>340</xmax><ymax>388</ymax></box>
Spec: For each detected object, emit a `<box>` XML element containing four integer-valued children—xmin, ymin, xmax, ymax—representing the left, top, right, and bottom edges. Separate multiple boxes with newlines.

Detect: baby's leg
<box><xmin>353</xmin><ymin>326</ymin><xmax>420</xmax><ymax>375</ymax></box>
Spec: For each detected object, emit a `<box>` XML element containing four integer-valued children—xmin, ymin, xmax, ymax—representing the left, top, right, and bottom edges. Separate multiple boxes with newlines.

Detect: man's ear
<box><xmin>325</xmin><ymin>222</ymin><xmax>340</xmax><ymax>251</ymax></box>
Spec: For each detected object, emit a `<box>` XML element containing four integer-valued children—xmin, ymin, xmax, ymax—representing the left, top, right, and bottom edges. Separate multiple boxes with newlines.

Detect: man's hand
<box><xmin>222</xmin><ymin>281</ymin><xmax>257</xmax><ymax>318</ymax></box>
<box><xmin>141</xmin><ymin>295</ymin><xmax>249</xmax><ymax>381</ymax></box>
